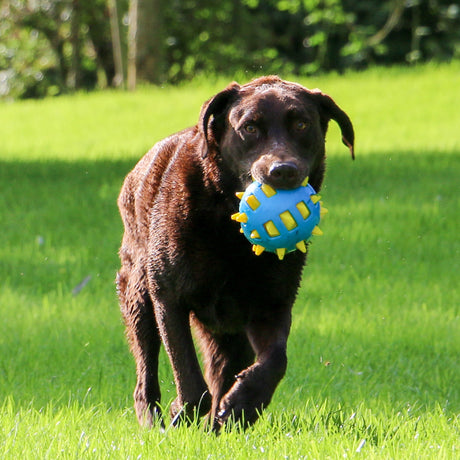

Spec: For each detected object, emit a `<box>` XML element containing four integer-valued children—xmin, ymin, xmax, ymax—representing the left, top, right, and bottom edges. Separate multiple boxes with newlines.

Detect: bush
<box><xmin>0</xmin><ymin>21</ymin><xmax>60</xmax><ymax>99</ymax></box>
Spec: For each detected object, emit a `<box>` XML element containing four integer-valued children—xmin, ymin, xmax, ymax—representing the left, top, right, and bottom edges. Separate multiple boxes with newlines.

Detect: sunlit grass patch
<box><xmin>0</xmin><ymin>63</ymin><xmax>459</xmax><ymax>458</ymax></box>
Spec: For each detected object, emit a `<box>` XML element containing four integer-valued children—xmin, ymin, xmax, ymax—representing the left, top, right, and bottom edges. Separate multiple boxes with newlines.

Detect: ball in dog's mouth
<box><xmin>231</xmin><ymin>177</ymin><xmax>327</xmax><ymax>260</ymax></box>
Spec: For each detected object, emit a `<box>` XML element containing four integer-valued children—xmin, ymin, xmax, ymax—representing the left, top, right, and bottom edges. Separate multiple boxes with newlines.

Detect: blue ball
<box><xmin>232</xmin><ymin>181</ymin><xmax>325</xmax><ymax>259</ymax></box>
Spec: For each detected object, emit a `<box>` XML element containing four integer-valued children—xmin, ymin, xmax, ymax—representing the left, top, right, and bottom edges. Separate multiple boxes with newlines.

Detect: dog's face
<box><xmin>221</xmin><ymin>87</ymin><xmax>327</xmax><ymax>190</ymax></box>
<box><xmin>201</xmin><ymin>77</ymin><xmax>354</xmax><ymax>191</ymax></box>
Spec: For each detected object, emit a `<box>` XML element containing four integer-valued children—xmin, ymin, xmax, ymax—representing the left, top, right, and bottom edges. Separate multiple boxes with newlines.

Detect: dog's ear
<box><xmin>200</xmin><ymin>82</ymin><xmax>240</xmax><ymax>157</ymax></box>
<box><xmin>311</xmin><ymin>90</ymin><xmax>355</xmax><ymax>160</ymax></box>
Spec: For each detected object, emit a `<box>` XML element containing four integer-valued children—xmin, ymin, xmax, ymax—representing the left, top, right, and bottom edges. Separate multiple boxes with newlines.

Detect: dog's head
<box><xmin>200</xmin><ymin>76</ymin><xmax>354</xmax><ymax>191</ymax></box>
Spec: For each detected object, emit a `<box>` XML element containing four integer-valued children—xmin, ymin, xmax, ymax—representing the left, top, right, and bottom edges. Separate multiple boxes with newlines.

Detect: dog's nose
<box><xmin>268</xmin><ymin>162</ymin><xmax>300</xmax><ymax>189</ymax></box>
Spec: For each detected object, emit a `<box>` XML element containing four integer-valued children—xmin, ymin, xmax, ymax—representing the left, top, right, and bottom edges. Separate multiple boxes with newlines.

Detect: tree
<box><xmin>127</xmin><ymin>0</ymin><xmax>164</xmax><ymax>90</ymax></box>
<box><xmin>108</xmin><ymin>0</ymin><xmax>125</xmax><ymax>87</ymax></box>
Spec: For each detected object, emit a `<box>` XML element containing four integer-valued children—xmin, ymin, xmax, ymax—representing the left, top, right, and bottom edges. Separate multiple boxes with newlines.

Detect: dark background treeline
<box><xmin>1</xmin><ymin>0</ymin><xmax>458</xmax><ymax>99</ymax></box>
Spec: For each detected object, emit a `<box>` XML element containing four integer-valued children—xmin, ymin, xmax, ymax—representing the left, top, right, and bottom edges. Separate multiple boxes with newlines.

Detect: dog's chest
<box><xmin>187</xmin><ymin>255</ymin><xmax>298</xmax><ymax>333</ymax></box>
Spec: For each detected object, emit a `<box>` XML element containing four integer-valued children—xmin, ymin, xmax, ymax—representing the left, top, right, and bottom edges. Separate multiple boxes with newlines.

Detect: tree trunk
<box><xmin>127</xmin><ymin>0</ymin><xmax>138</xmax><ymax>90</ymax></box>
<box><xmin>127</xmin><ymin>0</ymin><xmax>164</xmax><ymax>90</ymax></box>
<box><xmin>108</xmin><ymin>0</ymin><xmax>124</xmax><ymax>87</ymax></box>
<box><xmin>68</xmin><ymin>0</ymin><xmax>81</xmax><ymax>90</ymax></box>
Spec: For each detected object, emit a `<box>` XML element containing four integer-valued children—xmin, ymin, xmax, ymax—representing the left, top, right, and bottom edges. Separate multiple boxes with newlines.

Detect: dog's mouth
<box><xmin>250</xmin><ymin>168</ymin><xmax>308</xmax><ymax>191</ymax></box>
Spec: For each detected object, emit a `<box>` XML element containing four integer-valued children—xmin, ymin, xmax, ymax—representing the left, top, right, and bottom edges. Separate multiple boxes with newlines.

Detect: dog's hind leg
<box><xmin>152</xmin><ymin>305</ymin><xmax>211</xmax><ymax>424</ymax></box>
<box><xmin>117</xmin><ymin>265</ymin><xmax>162</xmax><ymax>427</ymax></box>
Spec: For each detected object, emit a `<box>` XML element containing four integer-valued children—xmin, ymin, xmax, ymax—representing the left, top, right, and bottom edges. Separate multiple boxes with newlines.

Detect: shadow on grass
<box><xmin>1</xmin><ymin>158</ymin><xmax>137</xmax><ymax>297</ymax></box>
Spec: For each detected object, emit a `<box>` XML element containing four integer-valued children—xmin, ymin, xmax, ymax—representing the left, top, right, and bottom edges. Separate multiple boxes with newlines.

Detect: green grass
<box><xmin>1</xmin><ymin>62</ymin><xmax>459</xmax><ymax>458</ymax></box>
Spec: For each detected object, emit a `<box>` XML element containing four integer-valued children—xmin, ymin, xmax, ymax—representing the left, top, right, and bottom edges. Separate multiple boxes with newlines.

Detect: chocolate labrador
<box><xmin>116</xmin><ymin>76</ymin><xmax>354</xmax><ymax>430</ymax></box>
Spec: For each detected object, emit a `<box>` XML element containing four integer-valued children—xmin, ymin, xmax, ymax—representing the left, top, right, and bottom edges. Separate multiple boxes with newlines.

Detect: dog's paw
<box><xmin>134</xmin><ymin>395</ymin><xmax>164</xmax><ymax>429</ymax></box>
<box><xmin>170</xmin><ymin>391</ymin><xmax>212</xmax><ymax>426</ymax></box>
<box><xmin>215</xmin><ymin>379</ymin><xmax>263</xmax><ymax>429</ymax></box>
<box><xmin>169</xmin><ymin>398</ymin><xmax>185</xmax><ymax>425</ymax></box>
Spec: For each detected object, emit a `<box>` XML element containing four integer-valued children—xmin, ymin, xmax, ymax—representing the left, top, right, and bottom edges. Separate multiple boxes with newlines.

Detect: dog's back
<box><xmin>118</xmin><ymin>128</ymin><xmax>198</xmax><ymax>251</ymax></box>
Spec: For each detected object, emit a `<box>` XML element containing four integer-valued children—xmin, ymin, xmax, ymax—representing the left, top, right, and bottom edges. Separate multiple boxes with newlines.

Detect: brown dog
<box><xmin>116</xmin><ymin>76</ymin><xmax>354</xmax><ymax>430</ymax></box>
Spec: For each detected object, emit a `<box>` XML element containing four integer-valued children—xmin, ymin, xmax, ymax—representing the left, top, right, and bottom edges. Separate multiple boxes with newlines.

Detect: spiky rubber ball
<box><xmin>231</xmin><ymin>178</ymin><xmax>327</xmax><ymax>260</ymax></box>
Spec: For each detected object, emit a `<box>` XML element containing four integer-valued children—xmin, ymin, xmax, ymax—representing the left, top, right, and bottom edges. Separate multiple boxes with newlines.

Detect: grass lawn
<box><xmin>0</xmin><ymin>63</ymin><xmax>459</xmax><ymax>458</ymax></box>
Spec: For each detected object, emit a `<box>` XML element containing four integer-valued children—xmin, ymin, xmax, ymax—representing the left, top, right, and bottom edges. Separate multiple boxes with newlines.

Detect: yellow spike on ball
<box><xmin>310</xmin><ymin>194</ymin><xmax>321</xmax><ymax>204</ymax></box>
<box><xmin>311</xmin><ymin>226</ymin><xmax>323</xmax><ymax>236</ymax></box>
<box><xmin>235</xmin><ymin>191</ymin><xmax>244</xmax><ymax>200</ymax></box>
<box><xmin>276</xmin><ymin>248</ymin><xmax>286</xmax><ymax>260</ymax></box>
<box><xmin>231</xmin><ymin>212</ymin><xmax>248</xmax><ymax>223</ymax></box>
<box><xmin>301</xmin><ymin>176</ymin><xmax>309</xmax><ymax>187</ymax></box>
<box><xmin>296</xmin><ymin>240</ymin><xmax>307</xmax><ymax>253</ymax></box>
<box><xmin>253</xmin><ymin>244</ymin><xmax>265</xmax><ymax>256</ymax></box>
<box><xmin>250</xmin><ymin>230</ymin><xmax>261</xmax><ymax>239</ymax></box>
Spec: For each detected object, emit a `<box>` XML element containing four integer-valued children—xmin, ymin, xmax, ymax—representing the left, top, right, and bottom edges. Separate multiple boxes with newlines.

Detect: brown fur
<box><xmin>116</xmin><ymin>76</ymin><xmax>354</xmax><ymax>430</ymax></box>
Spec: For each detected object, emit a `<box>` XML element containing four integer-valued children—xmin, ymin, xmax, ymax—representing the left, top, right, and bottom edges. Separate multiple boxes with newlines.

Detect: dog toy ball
<box><xmin>231</xmin><ymin>178</ymin><xmax>327</xmax><ymax>260</ymax></box>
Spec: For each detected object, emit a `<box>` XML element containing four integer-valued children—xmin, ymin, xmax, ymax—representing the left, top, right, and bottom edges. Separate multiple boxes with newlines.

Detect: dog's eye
<box><xmin>244</xmin><ymin>123</ymin><xmax>258</xmax><ymax>134</ymax></box>
<box><xmin>294</xmin><ymin>120</ymin><xmax>307</xmax><ymax>131</ymax></box>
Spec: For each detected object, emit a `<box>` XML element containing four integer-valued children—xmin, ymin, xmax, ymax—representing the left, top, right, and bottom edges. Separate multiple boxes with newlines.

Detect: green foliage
<box><xmin>156</xmin><ymin>0</ymin><xmax>460</xmax><ymax>82</ymax></box>
<box><xmin>0</xmin><ymin>63</ymin><xmax>459</xmax><ymax>457</ymax></box>
<box><xmin>1</xmin><ymin>1</ymin><xmax>459</xmax><ymax>98</ymax></box>
<box><xmin>0</xmin><ymin>0</ymin><xmax>124</xmax><ymax>99</ymax></box>
<box><xmin>0</xmin><ymin>18</ymin><xmax>59</xmax><ymax>98</ymax></box>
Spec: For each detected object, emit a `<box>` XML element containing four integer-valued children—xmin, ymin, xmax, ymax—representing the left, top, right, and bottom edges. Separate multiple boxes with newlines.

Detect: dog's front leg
<box><xmin>216</xmin><ymin>311</ymin><xmax>291</xmax><ymax>428</ymax></box>
<box><xmin>153</xmin><ymin>301</ymin><xmax>211</xmax><ymax>423</ymax></box>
